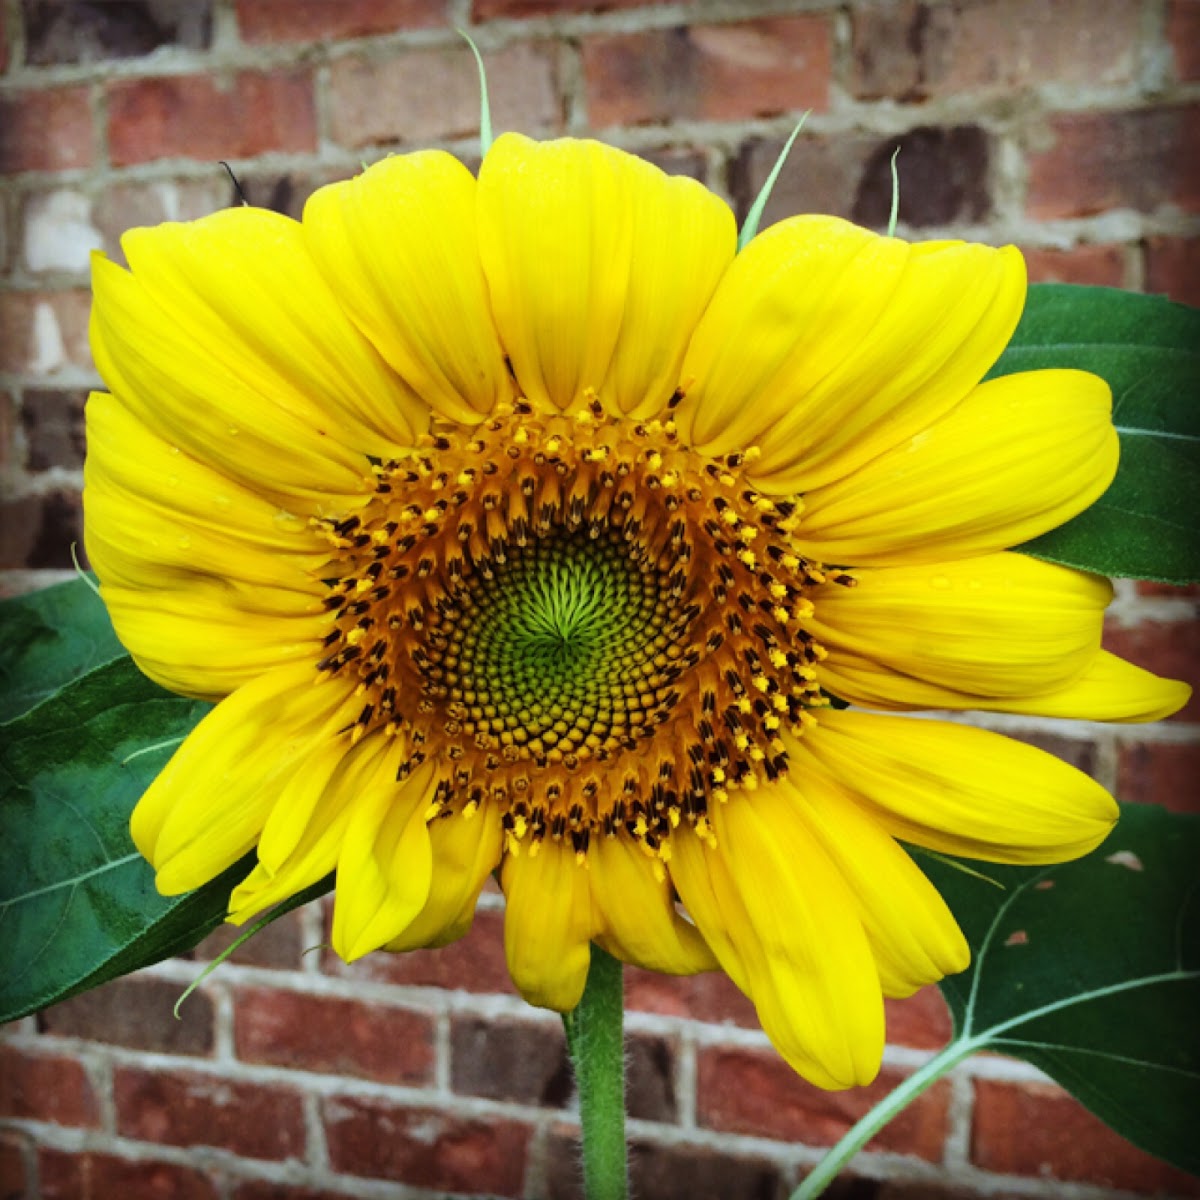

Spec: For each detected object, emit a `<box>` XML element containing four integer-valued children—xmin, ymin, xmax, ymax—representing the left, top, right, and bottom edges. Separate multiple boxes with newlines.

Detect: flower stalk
<box><xmin>563</xmin><ymin>945</ymin><xmax>629</xmax><ymax>1200</ymax></box>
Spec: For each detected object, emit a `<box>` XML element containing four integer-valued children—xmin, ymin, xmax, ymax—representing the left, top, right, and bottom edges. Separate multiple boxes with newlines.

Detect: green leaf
<box><xmin>0</xmin><ymin>656</ymin><xmax>254</xmax><ymax>1023</ymax></box>
<box><xmin>992</xmin><ymin>284</ymin><xmax>1200</xmax><ymax>583</ymax></box>
<box><xmin>0</xmin><ymin>577</ymin><xmax>126</xmax><ymax>723</ymax></box>
<box><xmin>926</xmin><ymin>803</ymin><xmax>1200</xmax><ymax>1175</ymax></box>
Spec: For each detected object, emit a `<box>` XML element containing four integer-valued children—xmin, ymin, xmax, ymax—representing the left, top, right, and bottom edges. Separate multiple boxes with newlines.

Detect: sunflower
<box><xmin>84</xmin><ymin>134</ymin><xmax>1189</xmax><ymax>1091</ymax></box>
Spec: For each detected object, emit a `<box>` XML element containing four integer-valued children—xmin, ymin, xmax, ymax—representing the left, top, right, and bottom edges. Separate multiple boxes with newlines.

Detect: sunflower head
<box><xmin>84</xmin><ymin>133</ymin><xmax>1189</xmax><ymax>1091</ymax></box>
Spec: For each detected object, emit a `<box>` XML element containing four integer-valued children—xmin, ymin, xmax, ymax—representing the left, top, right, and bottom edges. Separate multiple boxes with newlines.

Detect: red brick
<box><xmin>330</xmin><ymin>41</ymin><xmax>559</xmax><ymax>149</ymax></box>
<box><xmin>0</xmin><ymin>288</ymin><xmax>94</xmax><ymax>376</ymax></box>
<box><xmin>541</xmin><ymin>1127</ymin><xmax>788</xmax><ymax>1200</ymax></box>
<box><xmin>624</xmin><ymin>966</ymin><xmax>758</xmax><ymax>1028</ymax></box>
<box><xmin>0</xmin><ymin>491</ymin><xmax>85</xmax><ymax>570</ymax></box>
<box><xmin>0</xmin><ymin>1134</ymin><xmax>28</xmax><ymax>1198</ymax></box>
<box><xmin>324</xmin><ymin>905</ymin><xmax>516</xmax><ymax>994</ymax></box>
<box><xmin>1103</xmin><ymin>618</ymin><xmax>1200</xmax><ymax>722</ymax></box>
<box><xmin>1027</xmin><ymin>105</ymin><xmax>1200</xmax><ymax>218</ymax></box>
<box><xmin>696</xmin><ymin>1047</ymin><xmax>950</xmax><ymax>1161</ymax></box>
<box><xmin>0</xmin><ymin>1045</ymin><xmax>100</xmax><ymax>1127</ymax></box>
<box><xmin>1144</xmin><ymin>235</ymin><xmax>1200</xmax><ymax>306</ymax></box>
<box><xmin>972</xmin><ymin>1079</ymin><xmax>1200</xmax><ymax>1193</ymax></box>
<box><xmin>474</xmin><ymin>0</ymin><xmax>654</xmax><ymax>16</ymax></box>
<box><xmin>39</xmin><ymin>1148</ymin><xmax>219</xmax><ymax>1200</ymax></box>
<box><xmin>38</xmin><ymin>975</ymin><xmax>213</xmax><ymax>1055</ymax></box>
<box><xmin>323</xmin><ymin>1096</ymin><xmax>531</xmax><ymax>1194</ymax></box>
<box><xmin>232</xmin><ymin>1185</ymin><xmax>371</xmax><ymax>1200</ymax></box>
<box><xmin>190</xmin><ymin>906</ymin><xmax>305</xmax><ymax>969</ymax></box>
<box><xmin>583</xmin><ymin>17</ymin><xmax>831</xmax><ymax>128</ymax></box>
<box><xmin>884</xmin><ymin>987</ymin><xmax>953</xmax><ymax>1051</ymax></box>
<box><xmin>0</xmin><ymin>87</ymin><xmax>93</xmax><ymax>173</ymax></box>
<box><xmin>1021</xmin><ymin>243</ymin><xmax>1126</xmax><ymax>288</ymax></box>
<box><xmin>238</xmin><ymin>0</ymin><xmax>445</xmax><ymax>42</ymax></box>
<box><xmin>92</xmin><ymin>177</ymin><xmax>228</xmax><ymax>267</ymax></box>
<box><xmin>107</xmin><ymin>70</ymin><xmax>316</xmax><ymax>167</ymax></box>
<box><xmin>115</xmin><ymin>1068</ymin><xmax>306</xmax><ymax>1161</ymax></box>
<box><xmin>451</xmin><ymin>1015</ymin><xmax>571</xmax><ymax>1107</ymax></box>
<box><xmin>1169</xmin><ymin>0</ymin><xmax>1200</xmax><ymax>81</ymax></box>
<box><xmin>852</xmin><ymin>0</ymin><xmax>1140</xmax><ymax>101</ymax></box>
<box><xmin>235</xmin><ymin>987</ymin><xmax>434</xmax><ymax>1084</ymax></box>
<box><xmin>1137</xmin><ymin>581</ymin><xmax>1200</xmax><ymax>599</ymax></box>
<box><xmin>1116</xmin><ymin>741</ymin><xmax>1200</xmax><ymax>812</ymax></box>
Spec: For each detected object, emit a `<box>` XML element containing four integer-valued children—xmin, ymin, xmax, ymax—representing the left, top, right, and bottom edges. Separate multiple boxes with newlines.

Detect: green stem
<box><xmin>791</xmin><ymin>1036</ymin><xmax>984</xmax><ymax>1200</ymax></box>
<box><xmin>563</xmin><ymin>944</ymin><xmax>628</xmax><ymax>1200</ymax></box>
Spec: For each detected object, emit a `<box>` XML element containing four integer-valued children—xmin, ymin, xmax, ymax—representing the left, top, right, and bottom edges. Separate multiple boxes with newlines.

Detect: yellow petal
<box><xmin>676</xmin><ymin>217</ymin><xmax>1025</xmax><ymax>492</ymax></box>
<box><xmin>478</xmin><ymin>134</ymin><xmax>733</xmax><ymax>414</ymax></box>
<box><xmin>383</xmin><ymin>809</ymin><xmax>504</xmax><ymax>952</ymax></box>
<box><xmin>600</xmin><ymin>170</ymin><xmax>736</xmax><ymax>418</ymax></box>
<box><xmin>588</xmin><ymin>835</ymin><xmax>718</xmax><ymax>975</ymax></box>
<box><xmin>90</xmin><ymin>208</ymin><xmax>423</xmax><ymax>510</ymax></box>
<box><xmin>794</xmin><ymin>369</ymin><xmax>1117</xmax><ymax>565</ymax></box>
<box><xmin>790</xmin><ymin>710</ymin><xmax>1118</xmax><ymax>864</ymax></box>
<box><xmin>304</xmin><ymin>151</ymin><xmax>512</xmax><ymax>425</ymax></box>
<box><xmin>977</xmin><ymin>650</ymin><xmax>1191</xmax><ymax>723</ymax></box>
<box><xmin>332</xmin><ymin>758</ymin><xmax>436</xmax><ymax>962</ymax></box>
<box><xmin>670</xmin><ymin>789</ymin><xmax>884</xmax><ymax>1089</ymax></box>
<box><xmin>808</xmin><ymin>553</ymin><xmax>1111</xmax><ymax>704</ymax></box>
<box><xmin>501</xmin><ymin>837</ymin><xmax>594</xmax><ymax>1011</ymax></box>
<box><xmin>226</xmin><ymin>732</ymin><xmax>394</xmax><ymax>924</ymax></box>
<box><xmin>785</xmin><ymin>775</ymin><xmax>969</xmax><ymax>998</ymax></box>
<box><xmin>133</xmin><ymin>665</ymin><xmax>362</xmax><ymax>894</ymax></box>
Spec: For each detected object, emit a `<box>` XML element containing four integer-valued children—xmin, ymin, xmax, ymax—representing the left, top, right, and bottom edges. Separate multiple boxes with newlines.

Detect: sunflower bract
<box><xmin>83</xmin><ymin>133</ymin><xmax>1190</xmax><ymax>1092</ymax></box>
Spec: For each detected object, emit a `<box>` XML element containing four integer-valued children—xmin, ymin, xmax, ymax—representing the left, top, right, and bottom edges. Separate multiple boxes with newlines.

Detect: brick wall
<box><xmin>1</xmin><ymin>0</ymin><xmax>1197</xmax><ymax>1197</ymax></box>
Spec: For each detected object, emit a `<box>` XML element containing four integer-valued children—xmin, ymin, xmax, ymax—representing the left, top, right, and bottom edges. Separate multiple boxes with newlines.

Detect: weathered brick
<box><xmin>1117</xmin><ymin>741</ymin><xmax>1200</xmax><ymax>812</ymax></box>
<box><xmin>237</xmin><ymin>0</ymin><xmax>445</xmax><ymax>42</ymax></box>
<box><xmin>1103</xmin><ymin>618</ymin><xmax>1200</xmax><ymax>722</ymax></box>
<box><xmin>451</xmin><ymin>1014</ymin><xmax>572</xmax><ymax>1107</ymax></box>
<box><xmin>624</xmin><ymin>964</ymin><xmax>757</xmax><ymax>1027</ymax></box>
<box><xmin>1007</xmin><ymin>730</ymin><xmax>1100</xmax><ymax>780</ymax></box>
<box><xmin>627</xmin><ymin>1033</ymin><xmax>678</xmax><ymax>1123</ymax></box>
<box><xmin>38</xmin><ymin>1147</ymin><xmax>219</xmax><ymax>1200</ymax></box>
<box><xmin>1168</xmin><ymin>0</ymin><xmax>1200</xmax><ymax>81</ymax></box>
<box><xmin>696</xmin><ymin>1047</ymin><xmax>949</xmax><ymax>1160</ymax></box>
<box><xmin>1</xmin><ymin>392</ymin><xmax>20</xmax><ymax>473</ymax></box>
<box><xmin>1144</xmin><ymin>235</ymin><xmax>1200</xmax><ymax>306</ymax></box>
<box><xmin>235</xmin><ymin>987</ymin><xmax>435</xmax><ymax>1084</ymax></box>
<box><xmin>330</xmin><ymin>41</ymin><xmax>560</xmax><ymax>149</ymax></box>
<box><xmin>38</xmin><ymin>975</ymin><xmax>214</xmax><ymax>1056</ymax></box>
<box><xmin>884</xmin><ymin>986</ymin><xmax>953</xmax><ymax>1052</ymax></box>
<box><xmin>582</xmin><ymin>17</ymin><xmax>831</xmax><ymax>128</ymax></box>
<box><xmin>107</xmin><ymin>70</ymin><xmax>317</xmax><ymax>167</ymax></box>
<box><xmin>20</xmin><ymin>388</ymin><xmax>86</xmax><ymax>472</ymax></box>
<box><xmin>732</xmin><ymin>132</ymin><xmax>879</xmax><ymax>230</ymax></box>
<box><xmin>474</xmin><ymin>0</ymin><xmax>655</xmax><ymax>16</ymax></box>
<box><xmin>232</xmin><ymin>1184</ymin><xmax>371</xmax><ymax>1200</ymax></box>
<box><xmin>190</xmin><ymin>906</ymin><xmax>305</xmax><ymax>969</ymax></box>
<box><xmin>0</xmin><ymin>289</ymin><xmax>93</xmax><ymax>376</ymax></box>
<box><xmin>1022</xmin><ymin>243</ymin><xmax>1127</xmax><ymax>288</ymax></box>
<box><xmin>0</xmin><ymin>1045</ymin><xmax>100</xmax><ymax>1127</ymax></box>
<box><xmin>115</xmin><ymin>1068</ymin><xmax>307</xmax><ymax>1161</ymax></box>
<box><xmin>542</xmin><ymin>1127</ymin><xmax>788</xmax><ymax>1200</ymax></box>
<box><xmin>0</xmin><ymin>86</ymin><xmax>94</xmax><ymax>173</ymax></box>
<box><xmin>0</xmin><ymin>491</ymin><xmax>84</xmax><ymax>570</ymax></box>
<box><xmin>733</xmin><ymin>126</ymin><xmax>991</xmax><ymax>233</ymax></box>
<box><xmin>852</xmin><ymin>0</ymin><xmax>1141</xmax><ymax>101</ymax></box>
<box><xmin>853</xmin><ymin>126</ymin><xmax>992</xmax><ymax>228</ymax></box>
<box><xmin>235</xmin><ymin>166</ymin><xmax>353</xmax><ymax>221</ymax></box>
<box><xmin>23</xmin><ymin>0</ymin><xmax>212</xmax><ymax>65</ymax></box>
<box><xmin>971</xmin><ymin>1079</ymin><xmax>1200</xmax><ymax>1193</ymax></box>
<box><xmin>323</xmin><ymin>1096</ymin><xmax>531</xmax><ymax>1194</ymax></box>
<box><xmin>1027</xmin><ymin>105</ymin><xmax>1200</xmax><ymax>219</ymax></box>
<box><xmin>92</xmin><ymin>177</ymin><xmax>228</xmax><ymax>267</ymax></box>
<box><xmin>21</xmin><ymin>189</ymin><xmax>103</xmax><ymax>275</ymax></box>
<box><xmin>0</xmin><ymin>1134</ymin><xmax>28</xmax><ymax>1198</ymax></box>
<box><xmin>325</xmin><ymin>905</ymin><xmax>516</xmax><ymax>994</ymax></box>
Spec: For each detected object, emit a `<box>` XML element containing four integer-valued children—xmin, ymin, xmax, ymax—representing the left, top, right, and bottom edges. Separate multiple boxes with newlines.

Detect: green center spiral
<box><xmin>433</xmin><ymin>527</ymin><xmax>684</xmax><ymax>755</ymax></box>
